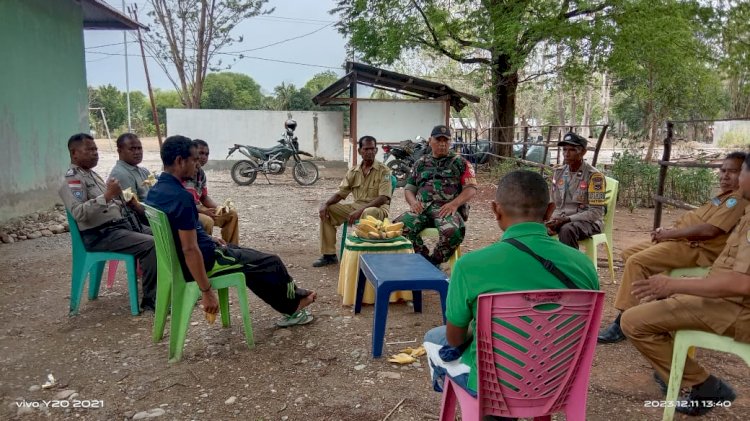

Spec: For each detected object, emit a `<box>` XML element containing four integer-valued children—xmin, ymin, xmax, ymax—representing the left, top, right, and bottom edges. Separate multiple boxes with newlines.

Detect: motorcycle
<box><xmin>381</xmin><ymin>136</ymin><xmax>430</xmax><ymax>188</ymax></box>
<box><xmin>226</xmin><ymin>120</ymin><xmax>319</xmax><ymax>186</ymax></box>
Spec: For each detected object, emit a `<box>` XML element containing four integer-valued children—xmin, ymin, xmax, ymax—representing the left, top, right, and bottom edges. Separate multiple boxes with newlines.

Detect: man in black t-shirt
<box><xmin>146</xmin><ymin>136</ymin><xmax>316</xmax><ymax>327</ymax></box>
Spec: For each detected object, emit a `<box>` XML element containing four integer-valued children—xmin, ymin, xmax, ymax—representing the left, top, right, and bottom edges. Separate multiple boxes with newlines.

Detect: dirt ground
<box><xmin>0</xmin><ymin>138</ymin><xmax>747</xmax><ymax>420</ymax></box>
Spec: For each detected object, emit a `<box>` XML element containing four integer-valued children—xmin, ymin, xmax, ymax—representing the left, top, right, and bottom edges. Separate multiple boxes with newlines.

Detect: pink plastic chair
<box><xmin>106</xmin><ymin>261</ymin><xmax>142</xmax><ymax>289</ymax></box>
<box><xmin>439</xmin><ymin>289</ymin><xmax>605</xmax><ymax>421</ymax></box>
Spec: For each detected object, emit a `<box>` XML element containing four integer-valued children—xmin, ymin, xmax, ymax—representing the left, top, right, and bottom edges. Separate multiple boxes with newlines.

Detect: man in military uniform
<box><xmin>59</xmin><ymin>133</ymin><xmax>157</xmax><ymax>312</ymax></box>
<box><xmin>599</xmin><ymin>152</ymin><xmax>748</xmax><ymax>343</ymax></box>
<box><xmin>313</xmin><ymin>135</ymin><xmax>392</xmax><ymax>267</ymax></box>
<box><xmin>397</xmin><ymin>125</ymin><xmax>477</xmax><ymax>266</ymax></box>
<box><xmin>620</xmin><ymin>152</ymin><xmax>750</xmax><ymax>416</ymax></box>
<box><xmin>546</xmin><ymin>132</ymin><xmax>606</xmax><ymax>249</ymax></box>
<box><xmin>183</xmin><ymin>139</ymin><xmax>240</xmax><ymax>245</ymax></box>
<box><xmin>109</xmin><ymin>133</ymin><xmax>153</xmax><ymax>202</ymax></box>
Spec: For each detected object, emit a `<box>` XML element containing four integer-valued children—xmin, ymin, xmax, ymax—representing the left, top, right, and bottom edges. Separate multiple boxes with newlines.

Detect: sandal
<box><xmin>276</xmin><ymin>308</ymin><xmax>314</xmax><ymax>327</ymax></box>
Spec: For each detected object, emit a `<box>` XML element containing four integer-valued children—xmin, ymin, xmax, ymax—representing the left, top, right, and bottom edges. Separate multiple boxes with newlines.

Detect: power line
<box><xmin>86</xmin><ymin>40</ymin><xmax>138</xmax><ymax>50</ymax></box>
<box><xmin>251</xmin><ymin>15</ymin><xmax>336</xmax><ymax>24</ymax></box>
<box><xmin>223</xmin><ymin>22</ymin><xmax>334</xmax><ymax>54</ymax></box>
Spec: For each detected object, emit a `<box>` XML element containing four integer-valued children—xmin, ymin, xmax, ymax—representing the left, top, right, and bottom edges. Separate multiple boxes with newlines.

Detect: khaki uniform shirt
<box><xmin>337</xmin><ymin>161</ymin><xmax>392</xmax><ymax>212</ymax></box>
<box><xmin>699</xmin><ymin>204</ymin><xmax>750</xmax><ymax>343</ymax></box>
<box><xmin>550</xmin><ymin>162</ymin><xmax>606</xmax><ymax>227</ymax></box>
<box><xmin>59</xmin><ymin>164</ymin><xmax>123</xmax><ymax>231</ymax></box>
<box><xmin>674</xmin><ymin>190</ymin><xmax>747</xmax><ymax>265</ymax></box>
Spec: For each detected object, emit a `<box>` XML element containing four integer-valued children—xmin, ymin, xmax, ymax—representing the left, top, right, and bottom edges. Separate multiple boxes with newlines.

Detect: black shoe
<box><xmin>676</xmin><ymin>375</ymin><xmax>736</xmax><ymax>416</ymax></box>
<box><xmin>312</xmin><ymin>254</ymin><xmax>338</xmax><ymax>267</ymax></box>
<box><xmin>653</xmin><ymin>371</ymin><xmax>669</xmax><ymax>396</ymax></box>
<box><xmin>597</xmin><ymin>321</ymin><xmax>626</xmax><ymax>343</ymax></box>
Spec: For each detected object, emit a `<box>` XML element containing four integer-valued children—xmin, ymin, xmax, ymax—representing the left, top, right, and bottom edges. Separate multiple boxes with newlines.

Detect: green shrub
<box><xmin>717</xmin><ymin>130</ymin><xmax>750</xmax><ymax>148</ymax></box>
<box><xmin>610</xmin><ymin>150</ymin><xmax>716</xmax><ymax>211</ymax></box>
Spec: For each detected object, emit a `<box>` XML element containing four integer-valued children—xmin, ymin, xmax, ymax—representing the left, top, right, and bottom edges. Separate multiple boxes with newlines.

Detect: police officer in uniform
<box><xmin>546</xmin><ymin>132</ymin><xmax>606</xmax><ymax>249</ymax></box>
<box><xmin>620</xmin><ymin>152</ymin><xmax>750</xmax><ymax>416</ymax></box>
<box><xmin>397</xmin><ymin>125</ymin><xmax>477</xmax><ymax>266</ymax></box>
<box><xmin>599</xmin><ymin>152</ymin><xmax>748</xmax><ymax>343</ymax></box>
<box><xmin>59</xmin><ymin>133</ymin><xmax>157</xmax><ymax>312</ymax></box>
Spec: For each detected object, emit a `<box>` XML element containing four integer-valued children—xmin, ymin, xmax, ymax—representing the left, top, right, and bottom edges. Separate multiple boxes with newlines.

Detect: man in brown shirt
<box><xmin>313</xmin><ymin>135</ymin><xmax>392</xmax><ymax>267</ymax></box>
<box><xmin>620</xmin><ymin>152</ymin><xmax>750</xmax><ymax>415</ymax></box>
<box><xmin>599</xmin><ymin>152</ymin><xmax>747</xmax><ymax>343</ymax></box>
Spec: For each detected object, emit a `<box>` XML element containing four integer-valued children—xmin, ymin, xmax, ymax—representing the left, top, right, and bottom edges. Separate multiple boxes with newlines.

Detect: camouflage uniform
<box><xmin>59</xmin><ymin>164</ymin><xmax>157</xmax><ymax>308</ymax></box>
<box><xmin>549</xmin><ymin>162</ymin><xmax>606</xmax><ymax>249</ymax></box>
<box><xmin>398</xmin><ymin>152</ymin><xmax>477</xmax><ymax>264</ymax></box>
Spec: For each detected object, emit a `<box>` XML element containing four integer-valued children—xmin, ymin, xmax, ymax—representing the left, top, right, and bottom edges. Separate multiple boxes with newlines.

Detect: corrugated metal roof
<box><xmin>81</xmin><ymin>0</ymin><xmax>146</xmax><ymax>30</ymax></box>
<box><xmin>312</xmin><ymin>61</ymin><xmax>480</xmax><ymax>112</ymax></box>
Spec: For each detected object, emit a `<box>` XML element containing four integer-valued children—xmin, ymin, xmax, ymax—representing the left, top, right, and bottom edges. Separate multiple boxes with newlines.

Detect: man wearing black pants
<box><xmin>146</xmin><ymin>135</ymin><xmax>316</xmax><ymax>326</ymax></box>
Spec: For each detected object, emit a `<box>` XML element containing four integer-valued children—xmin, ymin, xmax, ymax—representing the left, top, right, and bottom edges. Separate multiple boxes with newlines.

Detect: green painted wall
<box><xmin>0</xmin><ymin>0</ymin><xmax>88</xmax><ymax>222</ymax></box>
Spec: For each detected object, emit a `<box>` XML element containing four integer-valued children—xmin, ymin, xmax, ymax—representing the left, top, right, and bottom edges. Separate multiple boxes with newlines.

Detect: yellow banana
<box><xmin>365</xmin><ymin>215</ymin><xmax>380</xmax><ymax>223</ymax></box>
<box><xmin>387</xmin><ymin>353</ymin><xmax>416</xmax><ymax>364</ymax></box>
<box><xmin>357</xmin><ymin>223</ymin><xmax>379</xmax><ymax>234</ymax></box>
<box><xmin>384</xmin><ymin>222</ymin><xmax>404</xmax><ymax>232</ymax></box>
<box><xmin>358</xmin><ymin>219</ymin><xmax>378</xmax><ymax>229</ymax></box>
<box><xmin>385</xmin><ymin>231</ymin><xmax>400</xmax><ymax>239</ymax></box>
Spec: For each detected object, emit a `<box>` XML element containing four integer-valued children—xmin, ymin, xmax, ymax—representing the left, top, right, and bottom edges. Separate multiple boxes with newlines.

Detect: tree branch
<box><xmin>564</xmin><ymin>3</ymin><xmax>608</xmax><ymax>19</ymax></box>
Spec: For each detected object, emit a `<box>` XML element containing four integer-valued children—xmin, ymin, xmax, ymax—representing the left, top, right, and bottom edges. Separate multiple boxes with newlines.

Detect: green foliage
<box><xmin>717</xmin><ymin>130</ymin><xmax>750</xmax><ymax>148</ymax></box>
<box><xmin>201</xmin><ymin>72</ymin><xmax>263</xmax><ymax>110</ymax></box>
<box><xmin>610</xmin><ymin>150</ymin><xmax>716</xmax><ymax>211</ymax></box>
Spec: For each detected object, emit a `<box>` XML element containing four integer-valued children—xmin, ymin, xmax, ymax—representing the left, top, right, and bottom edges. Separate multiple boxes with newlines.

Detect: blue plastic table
<box><xmin>355</xmin><ymin>253</ymin><xmax>449</xmax><ymax>357</ymax></box>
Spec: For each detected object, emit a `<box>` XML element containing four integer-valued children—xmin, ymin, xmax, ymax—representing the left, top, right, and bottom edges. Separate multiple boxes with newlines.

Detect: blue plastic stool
<box><xmin>66</xmin><ymin>211</ymin><xmax>140</xmax><ymax>316</ymax></box>
<box><xmin>354</xmin><ymin>253</ymin><xmax>449</xmax><ymax>357</ymax></box>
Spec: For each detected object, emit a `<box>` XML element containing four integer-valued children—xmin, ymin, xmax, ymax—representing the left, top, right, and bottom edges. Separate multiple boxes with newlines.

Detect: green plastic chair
<box><xmin>339</xmin><ymin>174</ymin><xmax>398</xmax><ymax>258</ymax></box>
<box><xmin>579</xmin><ymin>176</ymin><xmax>619</xmax><ymax>283</ymax></box>
<box><xmin>66</xmin><ymin>211</ymin><xmax>140</xmax><ymax>316</ymax></box>
<box><xmin>143</xmin><ymin>205</ymin><xmax>254</xmax><ymax>363</ymax></box>
<box><xmin>668</xmin><ymin>267</ymin><xmax>710</xmax><ymax>278</ymax></box>
<box><xmin>662</xmin><ymin>330</ymin><xmax>750</xmax><ymax>421</ymax></box>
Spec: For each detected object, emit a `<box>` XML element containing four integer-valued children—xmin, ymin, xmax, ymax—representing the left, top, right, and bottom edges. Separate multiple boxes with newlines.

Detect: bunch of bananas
<box><xmin>216</xmin><ymin>198</ymin><xmax>235</xmax><ymax>216</ymax></box>
<box><xmin>354</xmin><ymin>215</ymin><xmax>404</xmax><ymax>240</ymax></box>
<box><xmin>142</xmin><ymin>173</ymin><xmax>158</xmax><ymax>187</ymax></box>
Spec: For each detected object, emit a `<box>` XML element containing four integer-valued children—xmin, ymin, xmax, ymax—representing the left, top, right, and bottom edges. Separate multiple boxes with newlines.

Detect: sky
<box><xmin>84</xmin><ymin>0</ymin><xmax>349</xmax><ymax>95</ymax></box>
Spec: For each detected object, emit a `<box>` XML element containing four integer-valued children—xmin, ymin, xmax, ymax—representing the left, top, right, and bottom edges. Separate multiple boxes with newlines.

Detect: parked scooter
<box><xmin>226</xmin><ymin>119</ymin><xmax>319</xmax><ymax>186</ymax></box>
<box><xmin>381</xmin><ymin>136</ymin><xmax>430</xmax><ymax>188</ymax></box>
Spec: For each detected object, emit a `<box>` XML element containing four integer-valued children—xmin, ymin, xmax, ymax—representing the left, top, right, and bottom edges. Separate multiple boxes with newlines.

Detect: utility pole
<box><xmin>123</xmin><ymin>0</ymin><xmax>132</xmax><ymax>132</ymax></box>
<box><xmin>129</xmin><ymin>4</ymin><xmax>162</xmax><ymax>147</ymax></box>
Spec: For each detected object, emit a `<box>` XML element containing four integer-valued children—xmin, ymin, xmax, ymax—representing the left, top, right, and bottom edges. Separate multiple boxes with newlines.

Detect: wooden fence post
<box><xmin>653</xmin><ymin>121</ymin><xmax>673</xmax><ymax>230</ymax></box>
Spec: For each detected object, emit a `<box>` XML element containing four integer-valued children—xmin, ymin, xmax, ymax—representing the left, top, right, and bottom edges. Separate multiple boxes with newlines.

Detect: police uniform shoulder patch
<box><xmin>588</xmin><ymin>172</ymin><xmax>606</xmax><ymax>205</ymax></box>
<box><xmin>727</xmin><ymin>198</ymin><xmax>738</xmax><ymax>208</ymax></box>
<box><xmin>65</xmin><ymin>168</ymin><xmax>76</xmax><ymax>177</ymax></box>
<box><xmin>68</xmin><ymin>179</ymin><xmax>83</xmax><ymax>200</ymax></box>
<box><xmin>711</xmin><ymin>197</ymin><xmax>721</xmax><ymax>206</ymax></box>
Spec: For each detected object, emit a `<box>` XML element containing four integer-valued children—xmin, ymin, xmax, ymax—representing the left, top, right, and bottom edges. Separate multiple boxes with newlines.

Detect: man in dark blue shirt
<box><xmin>146</xmin><ymin>136</ymin><xmax>316</xmax><ymax>326</ymax></box>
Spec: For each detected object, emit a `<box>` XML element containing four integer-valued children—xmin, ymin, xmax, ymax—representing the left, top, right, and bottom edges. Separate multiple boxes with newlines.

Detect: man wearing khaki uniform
<box><xmin>313</xmin><ymin>135</ymin><xmax>392</xmax><ymax>267</ymax></box>
<box><xmin>599</xmin><ymin>152</ymin><xmax>747</xmax><ymax>343</ymax></box>
<box><xmin>620</xmin><ymin>152</ymin><xmax>750</xmax><ymax>416</ymax></box>
<box><xmin>546</xmin><ymin>132</ymin><xmax>606</xmax><ymax>249</ymax></box>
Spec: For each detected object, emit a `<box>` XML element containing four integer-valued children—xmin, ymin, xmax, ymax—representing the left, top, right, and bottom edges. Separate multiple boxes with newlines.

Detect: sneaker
<box><xmin>597</xmin><ymin>321</ymin><xmax>626</xmax><ymax>343</ymax></box>
<box><xmin>275</xmin><ymin>309</ymin><xmax>314</xmax><ymax>327</ymax></box>
<box><xmin>312</xmin><ymin>254</ymin><xmax>338</xmax><ymax>267</ymax></box>
<box><xmin>676</xmin><ymin>375</ymin><xmax>736</xmax><ymax>416</ymax></box>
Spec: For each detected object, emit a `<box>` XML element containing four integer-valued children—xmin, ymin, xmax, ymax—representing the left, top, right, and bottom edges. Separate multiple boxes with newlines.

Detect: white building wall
<box><xmin>166</xmin><ymin>109</ymin><xmax>345</xmax><ymax>161</ymax></box>
<box><xmin>713</xmin><ymin>120</ymin><xmax>750</xmax><ymax>146</ymax></box>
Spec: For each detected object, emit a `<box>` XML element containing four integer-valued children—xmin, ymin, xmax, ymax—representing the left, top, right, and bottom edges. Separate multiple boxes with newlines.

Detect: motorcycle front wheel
<box><xmin>231</xmin><ymin>160</ymin><xmax>258</xmax><ymax>186</ymax></box>
<box><xmin>292</xmin><ymin>160</ymin><xmax>319</xmax><ymax>186</ymax></box>
<box><xmin>387</xmin><ymin>159</ymin><xmax>409</xmax><ymax>188</ymax></box>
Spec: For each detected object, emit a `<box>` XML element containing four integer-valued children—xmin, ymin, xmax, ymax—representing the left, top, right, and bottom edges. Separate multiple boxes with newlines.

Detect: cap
<box><xmin>558</xmin><ymin>132</ymin><xmax>587</xmax><ymax>148</ymax></box>
<box><xmin>430</xmin><ymin>125</ymin><xmax>451</xmax><ymax>139</ymax></box>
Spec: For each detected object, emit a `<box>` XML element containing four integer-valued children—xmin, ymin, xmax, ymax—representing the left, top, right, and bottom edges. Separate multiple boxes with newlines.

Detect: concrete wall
<box><xmin>0</xmin><ymin>0</ymin><xmax>89</xmax><ymax>222</ymax></box>
<box><xmin>166</xmin><ymin>109</ymin><xmax>345</xmax><ymax>161</ymax></box>
<box><xmin>713</xmin><ymin>121</ymin><xmax>750</xmax><ymax>147</ymax></box>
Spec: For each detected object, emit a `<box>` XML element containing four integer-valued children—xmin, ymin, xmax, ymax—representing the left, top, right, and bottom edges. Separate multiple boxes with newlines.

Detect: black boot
<box><xmin>597</xmin><ymin>313</ymin><xmax>626</xmax><ymax>343</ymax></box>
<box><xmin>312</xmin><ymin>254</ymin><xmax>338</xmax><ymax>267</ymax></box>
<box><xmin>676</xmin><ymin>375</ymin><xmax>736</xmax><ymax>416</ymax></box>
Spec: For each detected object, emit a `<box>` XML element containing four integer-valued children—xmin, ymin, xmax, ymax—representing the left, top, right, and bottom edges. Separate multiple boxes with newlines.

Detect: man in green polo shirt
<box><xmin>424</xmin><ymin>170</ymin><xmax>600</xmax><ymax>401</ymax></box>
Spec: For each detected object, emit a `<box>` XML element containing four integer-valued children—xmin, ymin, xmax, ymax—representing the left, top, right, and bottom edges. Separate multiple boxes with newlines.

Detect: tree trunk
<box><xmin>556</xmin><ymin>48</ymin><xmax>566</xmax><ymax>127</ymax></box>
<box><xmin>490</xmin><ymin>53</ymin><xmax>518</xmax><ymax>157</ymax></box>
<box><xmin>569</xmin><ymin>89</ymin><xmax>577</xmax><ymax>129</ymax></box>
<box><xmin>601</xmin><ymin>72</ymin><xmax>611</xmax><ymax>124</ymax></box>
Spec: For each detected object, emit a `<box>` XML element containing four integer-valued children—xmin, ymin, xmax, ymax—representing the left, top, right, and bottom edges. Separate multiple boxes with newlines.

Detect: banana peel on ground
<box><xmin>387</xmin><ymin>345</ymin><xmax>426</xmax><ymax>364</ymax></box>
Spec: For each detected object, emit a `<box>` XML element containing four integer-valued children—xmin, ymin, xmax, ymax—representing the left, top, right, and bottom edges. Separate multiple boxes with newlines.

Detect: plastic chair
<box><xmin>106</xmin><ymin>260</ymin><xmax>142</xmax><ymax>289</ymax></box>
<box><xmin>579</xmin><ymin>177</ymin><xmax>619</xmax><ymax>283</ymax></box>
<box><xmin>143</xmin><ymin>205</ymin><xmax>254</xmax><ymax>363</ymax></box>
<box><xmin>65</xmin><ymin>211</ymin><xmax>140</xmax><ymax>316</ymax></box>
<box><xmin>668</xmin><ymin>267</ymin><xmax>710</xmax><ymax>278</ymax></box>
<box><xmin>662</xmin><ymin>330</ymin><xmax>750</xmax><ymax>421</ymax></box>
<box><xmin>417</xmin><ymin>227</ymin><xmax>462</xmax><ymax>269</ymax></box>
<box><xmin>339</xmin><ymin>174</ymin><xmax>398</xmax><ymax>258</ymax></box>
<box><xmin>439</xmin><ymin>289</ymin><xmax>605</xmax><ymax>421</ymax></box>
